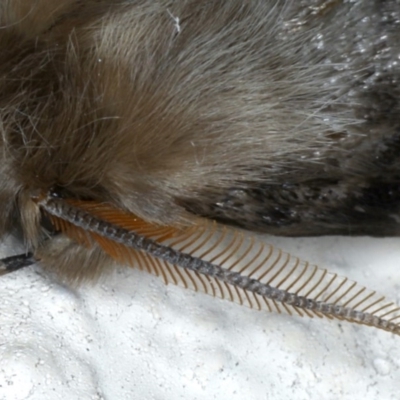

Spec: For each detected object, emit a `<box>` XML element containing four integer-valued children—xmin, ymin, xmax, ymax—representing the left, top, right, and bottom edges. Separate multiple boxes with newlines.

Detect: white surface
<box><xmin>1</xmin><ymin>234</ymin><xmax>400</xmax><ymax>400</ymax></box>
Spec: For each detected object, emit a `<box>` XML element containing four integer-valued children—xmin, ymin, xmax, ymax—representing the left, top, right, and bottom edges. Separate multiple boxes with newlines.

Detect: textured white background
<box><xmin>1</xmin><ymin>234</ymin><xmax>400</xmax><ymax>400</ymax></box>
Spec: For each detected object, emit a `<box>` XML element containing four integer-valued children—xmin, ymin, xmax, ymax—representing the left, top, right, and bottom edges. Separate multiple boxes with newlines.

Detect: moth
<box><xmin>1</xmin><ymin>0</ymin><xmax>400</xmax><ymax>336</ymax></box>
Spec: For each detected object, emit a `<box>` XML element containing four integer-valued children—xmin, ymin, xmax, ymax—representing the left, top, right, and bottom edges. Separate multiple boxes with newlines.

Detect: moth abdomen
<box><xmin>3</xmin><ymin>0</ymin><xmax>400</xmax><ymax>237</ymax></box>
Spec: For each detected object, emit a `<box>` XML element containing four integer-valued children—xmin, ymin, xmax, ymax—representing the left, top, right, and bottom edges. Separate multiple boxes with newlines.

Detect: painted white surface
<box><xmin>1</xmin><ymin>234</ymin><xmax>400</xmax><ymax>400</ymax></box>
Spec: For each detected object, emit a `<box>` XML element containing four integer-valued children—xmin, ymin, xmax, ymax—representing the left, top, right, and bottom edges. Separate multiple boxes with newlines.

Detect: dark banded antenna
<box><xmin>0</xmin><ymin>252</ymin><xmax>36</xmax><ymax>276</ymax></box>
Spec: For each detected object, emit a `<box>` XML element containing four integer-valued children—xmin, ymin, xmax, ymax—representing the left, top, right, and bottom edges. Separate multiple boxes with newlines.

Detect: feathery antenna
<box><xmin>36</xmin><ymin>193</ymin><xmax>400</xmax><ymax>336</ymax></box>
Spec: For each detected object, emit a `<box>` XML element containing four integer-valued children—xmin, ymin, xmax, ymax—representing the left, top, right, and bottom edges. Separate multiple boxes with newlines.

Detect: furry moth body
<box><xmin>1</xmin><ymin>0</ymin><xmax>400</xmax><ymax>335</ymax></box>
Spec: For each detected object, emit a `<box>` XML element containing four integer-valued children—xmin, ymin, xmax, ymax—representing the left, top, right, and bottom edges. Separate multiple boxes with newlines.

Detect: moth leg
<box><xmin>0</xmin><ymin>253</ymin><xmax>36</xmax><ymax>276</ymax></box>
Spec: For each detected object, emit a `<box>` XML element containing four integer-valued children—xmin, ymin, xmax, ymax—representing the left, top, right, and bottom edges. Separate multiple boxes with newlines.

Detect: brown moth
<box><xmin>1</xmin><ymin>0</ymin><xmax>400</xmax><ymax>336</ymax></box>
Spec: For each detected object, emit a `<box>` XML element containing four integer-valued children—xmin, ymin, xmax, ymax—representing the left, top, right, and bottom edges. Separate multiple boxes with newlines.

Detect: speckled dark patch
<box><xmin>180</xmin><ymin>175</ymin><xmax>400</xmax><ymax>236</ymax></box>
<box><xmin>180</xmin><ymin>126</ymin><xmax>400</xmax><ymax>236</ymax></box>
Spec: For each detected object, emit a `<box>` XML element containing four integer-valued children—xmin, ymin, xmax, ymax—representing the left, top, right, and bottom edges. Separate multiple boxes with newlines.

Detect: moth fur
<box><xmin>1</xmin><ymin>0</ymin><xmax>400</xmax><ymax>291</ymax></box>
